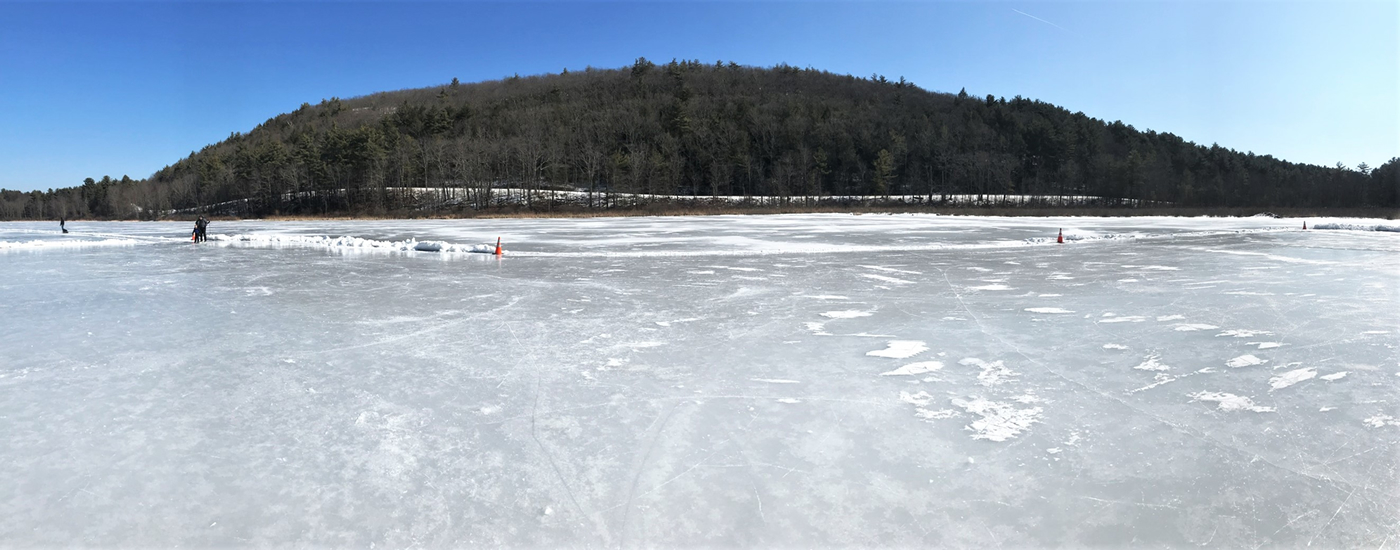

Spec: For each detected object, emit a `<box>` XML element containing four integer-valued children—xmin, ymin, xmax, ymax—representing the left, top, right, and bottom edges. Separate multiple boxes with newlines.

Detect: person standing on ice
<box><xmin>60</xmin><ymin>217</ymin><xmax>67</xmax><ymax>233</ymax></box>
<box><xmin>195</xmin><ymin>216</ymin><xmax>209</xmax><ymax>242</ymax></box>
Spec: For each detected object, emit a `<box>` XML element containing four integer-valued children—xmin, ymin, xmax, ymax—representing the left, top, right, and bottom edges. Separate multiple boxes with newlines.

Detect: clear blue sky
<box><xmin>1</xmin><ymin>1</ymin><xmax>1395</xmax><ymax>192</ymax></box>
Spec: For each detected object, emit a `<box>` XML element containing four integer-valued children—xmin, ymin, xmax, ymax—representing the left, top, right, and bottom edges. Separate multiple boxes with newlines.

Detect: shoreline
<box><xmin>11</xmin><ymin>205</ymin><xmax>1397</xmax><ymax>223</ymax></box>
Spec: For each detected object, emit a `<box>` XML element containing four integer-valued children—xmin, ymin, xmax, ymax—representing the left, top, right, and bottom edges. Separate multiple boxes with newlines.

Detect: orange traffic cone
<box><xmin>1057</xmin><ymin>229</ymin><xmax>1064</xmax><ymax>244</ymax></box>
<box><xmin>494</xmin><ymin>237</ymin><xmax>502</xmax><ymax>256</ymax></box>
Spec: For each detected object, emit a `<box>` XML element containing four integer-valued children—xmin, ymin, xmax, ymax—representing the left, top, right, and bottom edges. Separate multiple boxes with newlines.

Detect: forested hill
<box><xmin>4</xmin><ymin>59</ymin><xmax>1397</xmax><ymax>219</ymax></box>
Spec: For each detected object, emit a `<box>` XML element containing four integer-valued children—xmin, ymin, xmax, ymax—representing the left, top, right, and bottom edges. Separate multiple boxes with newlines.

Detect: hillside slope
<box><xmin>4</xmin><ymin>59</ymin><xmax>1396</xmax><ymax>219</ymax></box>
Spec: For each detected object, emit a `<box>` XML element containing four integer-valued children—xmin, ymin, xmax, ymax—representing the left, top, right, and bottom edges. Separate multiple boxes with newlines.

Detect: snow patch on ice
<box><xmin>1102</xmin><ymin>344</ymin><xmax>1129</xmax><ymax>350</ymax></box>
<box><xmin>968</xmin><ymin>284</ymin><xmax>1013</xmax><ymax>291</ymax></box>
<box><xmin>880</xmin><ymin>361</ymin><xmax>944</xmax><ymax>376</ymax></box>
<box><xmin>1226</xmin><ymin>355</ymin><xmax>1268</xmax><ymax>368</ymax></box>
<box><xmin>1133</xmin><ymin>354</ymin><xmax>1169</xmax><ymax>371</ymax></box>
<box><xmin>950</xmin><ymin>398</ymin><xmax>1043</xmax><ymax>442</ymax></box>
<box><xmin>821</xmin><ymin>310</ymin><xmax>872</xmax><ymax>319</ymax></box>
<box><xmin>1174</xmin><ymin>323</ymin><xmax>1220</xmax><ymax>331</ymax></box>
<box><xmin>914</xmin><ymin>408</ymin><xmax>959</xmax><ymax>421</ymax></box>
<box><xmin>856</xmin><ymin>272</ymin><xmax>912</xmax><ymax>285</ymax></box>
<box><xmin>1156</xmin><ymin>315</ymin><xmax>1186</xmax><ymax>322</ymax></box>
<box><xmin>1218</xmin><ymin>329</ymin><xmax>1273</xmax><ymax>338</ymax></box>
<box><xmin>1249</xmin><ymin>342</ymin><xmax>1284</xmax><ymax>349</ymax></box>
<box><xmin>898</xmin><ymin>391</ymin><xmax>934</xmax><ymax>407</ymax></box>
<box><xmin>1269</xmin><ymin>367</ymin><xmax>1317</xmax><ymax>390</ymax></box>
<box><xmin>751</xmin><ymin>378</ymin><xmax>800</xmax><ymax>384</ymax></box>
<box><xmin>867</xmin><ymin>340</ymin><xmax>928</xmax><ymax>359</ymax></box>
<box><xmin>1025</xmin><ymin>307</ymin><xmax>1074</xmax><ymax>314</ymax></box>
<box><xmin>860</xmin><ymin>265</ymin><xmax>922</xmax><ymax>275</ymax></box>
<box><xmin>1191</xmin><ymin>392</ymin><xmax>1275</xmax><ymax>413</ymax></box>
<box><xmin>960</xmin><ymin>358</ymin><xmax>1018</xmax><ymax>386</ymax></box>
<box><xmin>1320</xmin><ymin>371</ymin><xmax>1349</xmax><ymax>381</ymax></box>
<box><xmin>803</xmin><ymin>322</ymin><xmax>832</xmax><ymax>336</ymax></box>
<box><xmin>1102</xmin><ymin>316</ymin><xmax>1147</xmax><ymax>323</ymax></box>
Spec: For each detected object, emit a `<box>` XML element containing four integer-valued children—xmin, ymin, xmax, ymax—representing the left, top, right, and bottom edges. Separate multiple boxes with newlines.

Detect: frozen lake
<box><xmin>2</xmin><ymin>214</ymin><xmax>1397</xmax><ymax>547</ymax></box>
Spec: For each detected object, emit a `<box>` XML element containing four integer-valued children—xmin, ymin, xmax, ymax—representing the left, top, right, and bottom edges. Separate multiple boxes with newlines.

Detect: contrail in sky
<box><xmin>1012</xmin><ymin>8</ymin><xmax>1071</xmax><ymax>33</ymax></box>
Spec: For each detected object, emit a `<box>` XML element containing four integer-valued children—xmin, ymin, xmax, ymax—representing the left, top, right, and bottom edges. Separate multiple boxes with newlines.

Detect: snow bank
<box><xmin>209</xmin><ymin>234</ymin><xmax>495</xmax><ymax>254</ymax></box>
<box><xmin>0</xmin><ymin>238</ymin><xmax>148</xmax><ymax>251</ymax></box>
<box><xmin>1313</xmin><ymin>223</ymin><xmax>1400</xmax><ymax>233</ymax></box>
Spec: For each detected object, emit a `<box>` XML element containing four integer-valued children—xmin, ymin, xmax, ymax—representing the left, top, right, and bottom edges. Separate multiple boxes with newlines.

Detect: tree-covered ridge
<box><xmin>4</xmin><ymin>59</ymin><xmax>1396</xmax><ymax>219</ymax></box>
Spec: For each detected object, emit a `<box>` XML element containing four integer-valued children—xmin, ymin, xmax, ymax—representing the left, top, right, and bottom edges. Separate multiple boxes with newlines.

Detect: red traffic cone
<box><xmin>1303</xmin><ymin>221</ymin><xmax>1307</xmax><ymax>230</ymax></box>
<box><xmin>1057</xmin><ymin>229</ymin><xmax>1064</xmax><ymax>244</ymax></box>
<box><xmin>494</xmin><ymin>237</ymin><xmax>502</xmax><ymax>256</ymax></box>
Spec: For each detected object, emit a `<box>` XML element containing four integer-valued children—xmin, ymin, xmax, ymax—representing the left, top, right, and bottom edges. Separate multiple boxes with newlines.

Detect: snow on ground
<box><xmin>1</xmin><ymin>214</ymin><xmax>1397</xmax><ymax>547</ymax></box>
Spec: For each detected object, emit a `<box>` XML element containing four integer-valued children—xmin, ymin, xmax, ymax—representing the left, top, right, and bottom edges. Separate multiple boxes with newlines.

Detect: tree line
<box><xmin>4</xmin><ymin>59</ymin><xmax>1397</xmax><ymax>219</ymax></box>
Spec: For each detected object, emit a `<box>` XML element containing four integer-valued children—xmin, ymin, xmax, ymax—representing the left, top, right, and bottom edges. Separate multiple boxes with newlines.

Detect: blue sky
<box><xmin>1</xmin><ymin>1</ymin><xmax>1395</xmax><ymax>192</ymax></box>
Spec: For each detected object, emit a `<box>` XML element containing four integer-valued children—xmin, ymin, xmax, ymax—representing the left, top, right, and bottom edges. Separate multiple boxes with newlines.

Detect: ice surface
<box><xmin>2</xmin><ymin>214</ymin><xmax>1398</xmax><ymax>547</ymax></box>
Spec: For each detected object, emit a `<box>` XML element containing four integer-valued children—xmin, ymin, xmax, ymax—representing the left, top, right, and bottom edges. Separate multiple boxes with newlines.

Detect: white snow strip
<box><xmin>0</xmin><ymin>238</ymin><xmax>149</xmax><ymax>251</ymax></box>
<box><xmin>1217</xmin><ymin>329</ymin><xmax>1272</xmax><ymax>338</ymax></box>
<box><xmin>1174</xmin><ymin>323</ymin><xmax>1220</xmax><ymax>331</ymax></box>
<box><xmin>1313</xmin><ymin>223</ymin><xmax>1400</xmax><ymax>233</ymax></box>
<box><xmin>1364</xmin><ymin>414</ymin><xmax>1400</xmax><ymax>428</ymax></box>
<box><xmin>951</xmin><ymin>398</ymin><xmax>1043</xmax><ymax>442</ymax></box>
<box><xmin>1025</xmin><ymin>307</ymin><xmax>1074</xmax><ymax>314</ymax></box>
<box><xmin>880</xmin><ymin>361</ymin><xmax>944</xmax><ymax>376</ymax></box>
<box><xmin>860</xmin><ymin>273</ymin><xmax>914</xmax><ymax>285</ymax></box>
<box><xmin>1191</xmin><ymin>392</ymin><xmax>1275</xmax><ymax>413</ymax></box>
<box><xmin>1189</xmin><ymin>247</ymin><xmax>1336</xmax><ymax>265</ymax></box>
<box><xmin>820</xmin><ymin>310</ymin><xmax>872</xmax><ymax>319</ymax></box>
<box><xmin>860</xmin><ymin>265</ymin><xmax>922</xmax><ymax>275</ymax></box>
<box><xmin>803</xmin><ymin>322</ymin><xmax>832</xmax><ymax>336</ymax></box>
<box><xmin>1101</xmin><ymin>316</ymin><xmax>1147</xmax><ymax>323</ymax></box>
<box><xmin>1226</xmin><ymin>354</ymin><xmax>1268</xmax><ymax>368</ymax></box>
<box><xmin>1102</xmin><ymin>344</ymin><xmax>1129</xmax><ymax>350</ymax></box>
<box><xmin>1156</xmin><ymin>315</ymin><xmax>1186</xmax><ymax>322</ymax></box>
<box><xmin>967</xmin><ymin>284</ymin><xmax>1012</xmax><ymax>291</ymax></box>
<box><xmin>210</xmin><ymin>233</ymin><xmax>496</xmax><ymax>254</ymax></box>
<box><xmin>750</xmin><ymin>378</ymin><xmax>800</xmax><ymax>384</ymax></box>
<box><xmin>1320</xmin><ymin>371</ymin><xmax>1348</xmax><ymax>381</ymax></box>
<box><xmin>1250</xmin><ymin>342</ymin><xmax>1283</xmax><ymax>349</ymax></box>
<box><xmin>1269</xmin><ymin>367</ymin><xmax>1317</xmax><ymax>390</ymax></box>
<box><xmin>867</xmin><ymin>340</ymin><xmax>928</xmax><ymax>359</ymax></box>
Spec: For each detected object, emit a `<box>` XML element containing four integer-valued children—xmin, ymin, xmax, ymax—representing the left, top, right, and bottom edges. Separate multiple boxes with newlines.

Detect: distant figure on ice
<box><xmin>60</xmin><ymin>217</ymin><xmax>67</xmax><ymax>234</ymax></box>
<box><xmin>194</xmin><ymin>216</ymin><xmax>209</xmax><ymax>243</ymax></box>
